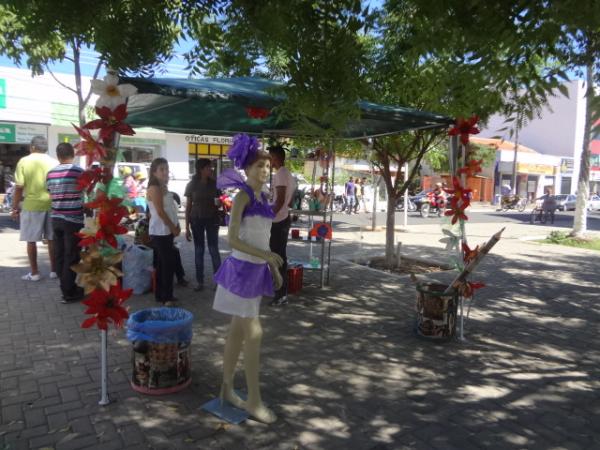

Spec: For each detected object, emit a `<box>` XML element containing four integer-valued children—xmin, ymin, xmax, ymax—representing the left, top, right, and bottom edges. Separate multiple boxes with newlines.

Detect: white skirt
<box><xmin>213</xmin><ymin>285</ymin><xmax>261</xmax><ymax>318</ymax></box>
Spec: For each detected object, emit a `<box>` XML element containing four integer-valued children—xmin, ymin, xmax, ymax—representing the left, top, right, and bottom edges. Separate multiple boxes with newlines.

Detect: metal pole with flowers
<box><xmin>443</xmin><ymin>115</ymin><xmax>504</xmax><ymax>340</ymax></box>
<box><xmin>71</xmin><ymin>71</ymin><xmax>138</xmax><ymax>405</ymax></box>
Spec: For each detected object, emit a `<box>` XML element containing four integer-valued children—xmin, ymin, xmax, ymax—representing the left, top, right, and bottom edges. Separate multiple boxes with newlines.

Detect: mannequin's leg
<box><xmin>220</xmin><ymin>316</ymin><xmax>246</xmax><ymax>409</ymax></box>
<box><xmin>241</xmin><ymin>317</ymin><xmax>277</xmax><ymax>423</ymax></box>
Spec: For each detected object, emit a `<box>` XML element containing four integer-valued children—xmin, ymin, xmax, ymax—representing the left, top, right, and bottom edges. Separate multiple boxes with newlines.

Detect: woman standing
<box><xmin>147</xmin><ymin>158</ymin><xmax>180</xmax><ymax>305</ymax></box>
<box><xmin>184</xmin><ymin>158</ymin><xmax>222</xmax><ymax>291</ymax></box>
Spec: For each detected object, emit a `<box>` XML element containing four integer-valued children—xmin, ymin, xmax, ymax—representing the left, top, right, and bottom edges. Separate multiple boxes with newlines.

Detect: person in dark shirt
<box><xmin>184</xmin><ymin>159</ymin><xmax>222</xmax><ymax>291</ymax></box>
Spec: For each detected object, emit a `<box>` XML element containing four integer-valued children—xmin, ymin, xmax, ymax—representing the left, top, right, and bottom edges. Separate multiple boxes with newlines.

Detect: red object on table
<box><xmin>291</xmin><ymin>229</ymin><xmax>300</xmax><ymax>239</ymax></box>
<box><xmin>287</xmin><ymin>265</ymin><xmax>303</xmax><ymax>294</ymax></box>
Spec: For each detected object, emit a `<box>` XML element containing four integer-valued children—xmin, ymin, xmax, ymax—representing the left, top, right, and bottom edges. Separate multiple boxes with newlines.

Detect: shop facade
<box><xmin>0</xmin><ymin>66</ymin><xmax>235</xmax><ymax>200</ymax></box>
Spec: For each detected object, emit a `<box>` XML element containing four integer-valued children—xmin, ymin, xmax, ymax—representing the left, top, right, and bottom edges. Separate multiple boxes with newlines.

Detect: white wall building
<box><xmin>0</xmin><ymin>66</ymin><xmax>235</xmax><ymax>200</ymax></box>
<box><xmin>480</xmin><ymin>79</ymin><xmax>599</xmax><ymax>195</ymax></box>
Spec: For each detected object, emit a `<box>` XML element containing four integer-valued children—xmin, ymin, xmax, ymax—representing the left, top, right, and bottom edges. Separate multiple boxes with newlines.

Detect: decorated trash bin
<box><xmin>415</xmin><ymin>282</ymin><xmax>458</xmax><ymax>341</ymax></box>
<box><xmin>126</xmin><ymin>307</ymin><xmax>193</xmax><ymax>395</ymax></box>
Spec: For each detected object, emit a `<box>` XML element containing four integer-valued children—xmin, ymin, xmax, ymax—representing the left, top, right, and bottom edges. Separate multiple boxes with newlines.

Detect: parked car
<box><xmin>552</xmin><ymin>194</ymin><xmax>577</xmax><ymax>211</ymax></box>
<box><xmin>588</xmin><ymin>195</ymin><xmax>600</xmax><ymax>211</ymax></box>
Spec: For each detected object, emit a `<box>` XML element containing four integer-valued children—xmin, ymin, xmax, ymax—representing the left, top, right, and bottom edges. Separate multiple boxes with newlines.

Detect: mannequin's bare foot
<box><xmin>220</xmin><ymin>384</ymin><xmax>246</xmax><ymax>410</ymax></box>
<box><xmin>245</xmin><ymin>401</ymin><xmax>277</xmax><ymax>424</ymax></box>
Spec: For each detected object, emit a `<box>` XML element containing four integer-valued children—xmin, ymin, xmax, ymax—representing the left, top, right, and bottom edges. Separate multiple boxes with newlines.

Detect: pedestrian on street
<box><xmin>268</xmin><ymin>144</ymin><xmax>295</xmax><ymax>306</ymax></box>
<box><xmin>344</xmin><ymin>177</ymin><xmax>355</xmax><ymax>214</ymax></box>
<box><xmin>184</xmin><ymin>158</ymin><xmax>222</xmax><ymax>292</ymax></box>
<box><xmin>147</xmin><ymin>157</ymin><xmax>180</xmax><ymax>305</ymax></box>
<box><xmin>46</xmin><ymin>143</ymin><xmax>85</xmax><ymax>303</ymax></box>
<box><xmin>11</xmin><ymin>135</ymin><xmax>58</xmax><ymax>281</ymax></box>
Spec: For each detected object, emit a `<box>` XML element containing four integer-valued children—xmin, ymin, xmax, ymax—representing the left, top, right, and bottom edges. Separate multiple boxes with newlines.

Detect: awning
<box><xmin>122</xmin><ymin>77</ymin><xmax>453</xmax><ymax>139</ymax></box>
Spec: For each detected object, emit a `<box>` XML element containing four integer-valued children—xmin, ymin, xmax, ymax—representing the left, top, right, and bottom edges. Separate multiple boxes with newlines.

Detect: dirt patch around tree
<box><xmin>354</xmin><ymin>255</ymin><xmax>453</xmax><ymax>276</ymax></box>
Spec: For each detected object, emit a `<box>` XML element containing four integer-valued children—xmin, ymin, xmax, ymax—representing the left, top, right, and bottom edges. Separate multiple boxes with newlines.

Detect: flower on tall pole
<box><xmin>71</xmin><ymin>71</ymin><xmax>137</xmax><ymax>405</ymax></box>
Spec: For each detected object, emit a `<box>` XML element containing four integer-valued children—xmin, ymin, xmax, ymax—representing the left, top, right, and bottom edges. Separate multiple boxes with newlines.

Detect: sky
<box><xmin>0</xmin><ymin>42</ymin><xmax>194</xmax><ymax>79</ymax></box>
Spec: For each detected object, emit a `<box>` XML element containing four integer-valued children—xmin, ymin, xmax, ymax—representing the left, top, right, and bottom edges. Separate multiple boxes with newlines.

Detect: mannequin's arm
<box><xmin>227</xmin><ymin>191</ymin><xmax>283</xmax><ymax>268</ymax></box>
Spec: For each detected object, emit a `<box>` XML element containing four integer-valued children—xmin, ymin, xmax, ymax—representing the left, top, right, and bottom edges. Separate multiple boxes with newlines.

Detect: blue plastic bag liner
<box><xmin>126</xmin><ymin>307</ymin><xmax>194</xmax><ymax>344</ymax></box>
<box><xmin>123</xmin><ymin>244</ymin><xmax>154</xmax><ymax>294</ymax></box>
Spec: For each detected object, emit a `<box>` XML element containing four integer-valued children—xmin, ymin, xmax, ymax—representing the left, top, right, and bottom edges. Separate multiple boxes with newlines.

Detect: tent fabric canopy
<box><xmin>122</xmin><ymin>76</ymin><xmax>453</xmax><ymax>138</ymax></box>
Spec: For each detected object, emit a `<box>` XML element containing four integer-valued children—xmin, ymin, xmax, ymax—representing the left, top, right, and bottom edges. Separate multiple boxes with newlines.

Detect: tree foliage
<box><xmin>184</xmin><ymin>0</ymin><xmax>374</xmax><ymax>136</ymax></box>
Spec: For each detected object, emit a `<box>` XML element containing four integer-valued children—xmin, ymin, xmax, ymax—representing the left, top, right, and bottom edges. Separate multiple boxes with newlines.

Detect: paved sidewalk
<box><xmin>1</xmin><ymin>212</ymin><xmax>599</xmax><ymax>449</ymax></box>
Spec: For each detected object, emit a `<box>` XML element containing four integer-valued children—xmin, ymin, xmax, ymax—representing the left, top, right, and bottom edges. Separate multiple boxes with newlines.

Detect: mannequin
<box><xmin>212</xmin><ymin>135</ymin><xmax>283</xmax><ymax>424</ymax></box>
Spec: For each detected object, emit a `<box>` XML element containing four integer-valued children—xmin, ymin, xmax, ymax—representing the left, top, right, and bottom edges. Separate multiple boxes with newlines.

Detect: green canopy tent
<box><xmin>122</xmin><ymin>77</ymin><xmax>454</xmax><ymax>138</ymax></box>
<box><xmin>121</xmin><ymin>76</ymin><xmax>454</xmax><ymax>287</ymax></box>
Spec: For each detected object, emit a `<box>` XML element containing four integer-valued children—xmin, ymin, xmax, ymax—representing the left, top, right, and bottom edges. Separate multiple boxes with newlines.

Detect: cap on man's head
<box><xmin>30</xmin><ymin>135</ymin><xmax>48</xmax><ymax>153</ymax></box>
<box><xmin>120</xmin><ymin>166</ymin><xmax>132</xmax><ymax>175</ymax></box>
<box><xmin>135</xmin><ymin>172</ymin><xmax>146</xmax><ymax>180</ymax></box>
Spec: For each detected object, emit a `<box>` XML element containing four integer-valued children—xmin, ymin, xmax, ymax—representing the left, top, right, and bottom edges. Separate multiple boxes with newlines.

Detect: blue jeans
<box><xmin>190</xmin><ymin>217</ymin><xmax>221</xmax><ymax>285</ymax></box>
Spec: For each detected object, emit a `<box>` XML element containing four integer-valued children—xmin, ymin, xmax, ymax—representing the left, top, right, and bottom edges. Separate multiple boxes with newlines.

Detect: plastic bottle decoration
<box><xmin>70</xmin><ymin>71</ymin><xmax>138</xmax><ymax>404</ymax></box>
<box><xmin>442</xmin><ymin>115</ymin><xmax>494</xmax><ymax>339</ymax></box>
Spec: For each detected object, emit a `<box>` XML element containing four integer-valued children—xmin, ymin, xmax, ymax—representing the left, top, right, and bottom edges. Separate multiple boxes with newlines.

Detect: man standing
<box><xmin>344</xmin><ymin>176</ymin><xmax>355</xmax><ymax>214</ymax></box>
<box><xmin>46</xmin><ymin>143</ymin><xmax>85</xmax><ymax>302</ymax></box>
<box><xmin>11</xmin><ymin>136</ymin><xmax>57</xmax><ymax>281</ymax></box>
<box><xmin>269</xmin><ymin>144</ymin><xmax>296</xmax><ymax>306</ymax></box>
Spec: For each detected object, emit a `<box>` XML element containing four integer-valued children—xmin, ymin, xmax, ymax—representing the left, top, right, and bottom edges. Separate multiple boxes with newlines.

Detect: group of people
<box><xmin>10</xmin><ymin>134</ymin><xmax>295</xmax><ymax>422</ymax></box>
<box><xmin>342</xmin><ymin>176</ymin><xmax>368</xmax><ymax>213</ymax></box>
<box><xmin>147</xmin><ymin>143</ymin><xmax>294</xmax><ymax>308</ymax></box>
<box><xmin>11</xmin><ymin>136</ymin><xmax>85</xmax><ymax>302</ymax></box>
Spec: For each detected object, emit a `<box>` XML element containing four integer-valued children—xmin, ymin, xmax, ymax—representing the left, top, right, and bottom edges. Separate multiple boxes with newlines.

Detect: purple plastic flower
<box><xmin>227</xmin><ymin>134</ymin><xmax>259</xmax><ymax>169</ymax></box>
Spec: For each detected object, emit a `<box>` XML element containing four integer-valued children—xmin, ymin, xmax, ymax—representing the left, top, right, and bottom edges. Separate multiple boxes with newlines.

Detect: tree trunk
<box><xmin>72</xmin><ymin>41</ymin><xmax>86</xmax><ymax>126</ymax></box>
<box><xmin>385</xmin><ymin>193</ymin><xmax>396</xmax><ymax>268</ymax></box>
<box><xmin>511</xmin><ymin>114</ymin><xmax>520</xmax><ymax>195</ymax></box>
<box><xmin>571</xmin><ymin>61</ymin><xmax>594</xmax><ymax>237</ymax></box>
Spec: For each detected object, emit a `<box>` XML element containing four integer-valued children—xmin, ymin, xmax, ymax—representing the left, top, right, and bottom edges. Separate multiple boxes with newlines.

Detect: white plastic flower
<box><xmin>90</xmin><ymin>72</ymin><xmax>138</xmax><ymax>110</ymax></box>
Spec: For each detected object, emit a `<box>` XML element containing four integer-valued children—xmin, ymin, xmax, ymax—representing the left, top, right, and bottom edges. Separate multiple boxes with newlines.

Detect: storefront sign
<box><xmin>0</xmin><ymin>79</ymin><xmax>6</xmax><ymax>109</ymax></box>
<box><xmin>185</xmin><ymin>134</ymin><xmax>233</xmax><ymax>145</ymax></box>
<box><xmin>16</xmin><ymin>123</ymin><xmax>48</xmax><ymax>143</ymax></box>
<box><xmin>188</xmin><ymin>143</ymin><xmax>230</xmax><ymax>157</ymax></box>
<box><xmin>591</xmin><ymin>171</ymin><xmax>600</xmax><ymax>182</ymax></box>
<box><xmin>0</xmin><ymin>123</ymin><xmax>16</xmax><ymax>143</ymax></box>
<box><xmin>516</xmin><ymin>162</ymin><xmax>555</xmax><ymax>175</ymax></box>
<box><xmin>560</xmin><ymin>158</ymin><xmax>574</xmax><ymax>173</ymax></box>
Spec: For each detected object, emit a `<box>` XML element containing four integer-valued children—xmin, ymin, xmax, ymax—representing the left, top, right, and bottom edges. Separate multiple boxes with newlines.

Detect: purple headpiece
<box><xmin>227</xmin><ymin>134</ymin><xmax>260</xmax><ymax>170</ymax></box>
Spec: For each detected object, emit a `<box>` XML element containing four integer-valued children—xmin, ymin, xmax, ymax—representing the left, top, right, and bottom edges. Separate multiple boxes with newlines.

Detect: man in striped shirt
<box><xmin>46</xmin><ymin>143</ymin><xmax>85</xmax><ymax>303</ymax></box>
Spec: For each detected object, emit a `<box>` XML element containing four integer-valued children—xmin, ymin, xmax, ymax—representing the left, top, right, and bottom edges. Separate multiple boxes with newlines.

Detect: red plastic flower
<box><xmin>73</xmin><ymin>125</ymin><xmax>107</xmax><ymax>166</ymax></box>
<box><xmin>444</xmin><ymin>176</ymin><xmax>472</xmax><ymax>224</ymax></box>
<box><xmin>97</xmin><ymin>210</ymin><xmax>129</xmax><ymax>248</ymax></box>
<box><xmin>462</xmin><ymin>242</ymin><xmax>480</xmax><ymax>265</ymax></box>
<box><xmin>245</xmin><ymin>106</ymin><xmax>270</xmax><ymax>119</ymax></box>
<box><xmin>81</xmin><ymin>282</ymin><xmax>132</xmax><ymax>330</ymax></box>
<box><xmin>459</xmin><ymin>281</ymin><xmax>486</xmax><ymax>298</ymax></box>
<box><xmin>77</xmin><ymin>167</ymin><xmax>113</xmax><ymax>193</ymax></box>
<box><xmin>449</xmin><ymin>115</ymin><xmax>480</xmax><ymax>145</ymax></box>
<box><xmin>85</xmin><ymin>104</ymin><xmax>135</xmax><ymax>145</ymax></box>
<box><xmin>458</xmin><ymin>159</ymin><xmax>483</xmax><ymax>177</ymax></box>
<box><xmin>85</xmin><ymin>192</ymin><xmax>128</xmax><ymax>218</ymax></box>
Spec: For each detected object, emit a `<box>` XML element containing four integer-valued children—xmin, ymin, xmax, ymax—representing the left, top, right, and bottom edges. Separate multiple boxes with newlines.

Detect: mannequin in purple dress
<box><xmin>212</xmin><ymin>135</ymin><xmax>282</xmax><ymax>423</ymax></box>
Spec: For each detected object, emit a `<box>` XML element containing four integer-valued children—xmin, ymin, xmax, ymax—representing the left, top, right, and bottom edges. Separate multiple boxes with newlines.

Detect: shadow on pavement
<box><xmin>1</xmin><ymin>234</ymin><xmax>598</xmax><ymax>449</ymax></box>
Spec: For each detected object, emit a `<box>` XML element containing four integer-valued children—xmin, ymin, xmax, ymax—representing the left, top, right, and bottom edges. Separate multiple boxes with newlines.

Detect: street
<box><xmin>330</xmin><ymin>208</ymin><xmax>600</xmax><ymax>231</ymax></box>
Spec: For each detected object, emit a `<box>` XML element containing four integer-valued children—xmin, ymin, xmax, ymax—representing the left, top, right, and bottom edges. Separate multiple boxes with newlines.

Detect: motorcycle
<box><xmin>420</xmin><ymin>192</ymin><xmax>447</xmax><ymax>218</ymax></box>
<box><xmin>395</xmin><ymin>196</ymin><xmax>417</xmax><ymax>212</ymax></box>
<box><xmin>500</xmin><ymin>194</ymin><xmax>527</xmax><ymax>212</ymax></box>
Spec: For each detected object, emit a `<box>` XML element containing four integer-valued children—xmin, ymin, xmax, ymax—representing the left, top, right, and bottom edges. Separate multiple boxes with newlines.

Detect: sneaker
<box><xmin>269</xmin><ymin>296</ymin><xmax>288</xmax><ymax>307</ymax></box>
<box><xmin>21</xmin><ymin>273</ymin><xmax>41</xmax><ymax>281</ymax></box>
<box><xmin>49</xmin><ymin>272</ymin><xmax>58</xmax><ymax>279</ymax></box>
<box><xmin>177</xmin><ymin>278</ymin><xmax>189</xmax><ymax>287</ymax></box>
<box><xmin>194</xmin><ymin>284</ymin><xmax>204</xmax><ymax>292</ymax></box>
